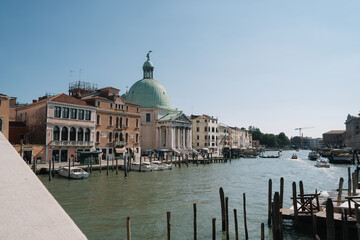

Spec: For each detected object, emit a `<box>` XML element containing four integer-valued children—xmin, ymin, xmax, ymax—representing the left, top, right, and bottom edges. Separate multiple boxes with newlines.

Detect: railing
<box><xmin>51</xmin><ymin>141</ymin><xmax>94</xmax><ymax>146</ymax></box>
<box><xmin>112</xmin><ymin>141</ymin><xmax>127</xmax><ymax>147</ymax></box>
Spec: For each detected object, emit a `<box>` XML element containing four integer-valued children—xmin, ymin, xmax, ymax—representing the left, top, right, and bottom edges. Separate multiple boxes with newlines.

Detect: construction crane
<box><xmin>295</xmin><ymin>127</ymin><xmax>314</xmax><ymax>137</ymax></box>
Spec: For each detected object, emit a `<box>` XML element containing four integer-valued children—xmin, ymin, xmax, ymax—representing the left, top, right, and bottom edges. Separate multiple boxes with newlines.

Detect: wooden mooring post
<box><xmin>326</xmin><ymin>198</ymin><xmax>335</xmax><ymax>240</ymax></box>
<box><xmin>280</xmin><ymin>177</ymin><xmax>284</xmax><ymax>208</ymax></box>
<box><xmin>292</xmin><ymin>182</ymin><xmax>298</xmax><ymax>226</ymax></box>
<box><xmin>225</xmin><ymin>197</ymin><xmax>229</xmax><ymax>240</ymax></box>
<box><xmin>52</xmin><ymin>157</ymin><xmax>55</xmax><ymax>177</ymax></box>
<box><xmin>48</xmin><ymin>159</ymin><xmax>51</xmax><ymax>181</ymax></box>
<box><xmin>167</xmin><ymin>212</ymin><xmax>171</xmax><ymax>240</ymax></box>
<box><xmin>219</xmin><ymin>187</ymin><xmax>226</xmax><ymax>231</ymax></box>
<box><xmin>261</xmin><ymin>223</ymin><xmax>264</xmax><ymax>240</ymax></box>
<box><xmin>116</xmin><ymin>157</ymin><xmax>119</xmax><ymax>175</ymax></box>
<box><xmin>337</xmin><ymin>177</ymin><xmax>344</xmax><ymax>206</ymax></box>
<box><xmin>106</xmin><ymin>156</ymin><xmax>109</xmax><ymax>175</ymax></box>
<box><xmin>124</xmin><ymin>155</ymin><xmax>128</xmax><ymax>177</ymax></box>
<box><xmin>68</xmin><ymin>158</ymin><xmax>71</xmax><ymax>180</ymax></box>
<box><xmin>127</xmin><ymin>216</ymin><xmax>131</xmax><ymax>240</ymax></box>
<box><xmin>272</xmin><ymin>192</ymin><xmax>281</xmax><ymax>240</ymax></box>
<box><xmin>299</xmin><ymin>181</ymin><xmax>305</xmax><ymax>211</ymax></box>
<box><xmin>348</xmin><ymin>167</ymin><xmax>352</xmax><ymax>196</ymax></box>
<box><xmin>212</xmin><ymin>218</ymin><xmax>216</xmax><ymax>240</ymax></box>
<box><xmin>243</xmin><ymin>193</ymin><xmax>248</xmax><ymax>240</ymax></box>
<box><xmin>193</xmin><ymin>203</ymin><xmax>197</xmax><ymax>240</ymax></box>
<box><xmin>234</xmin><ymin>209</ymin><xmax>239</xmax><ymax>240</ymax></box>
<box><xmin>112</xmin><ymin>156</ymin><xmax>114</xmax><ymax>172</ymax></box>
<box><xmin>268</xmin><ymin>179</ymin><xmax>272</xmax><ymax>226</ymax></box>
<box><xmin>341</xmin><ymin>208</ymin><xmax>348</xmax><ymax>240</ymax></box>
<box><xmin>99</xmin><ymin>156</ymin><xmax>101</xmax><ymax>173</ymax></box>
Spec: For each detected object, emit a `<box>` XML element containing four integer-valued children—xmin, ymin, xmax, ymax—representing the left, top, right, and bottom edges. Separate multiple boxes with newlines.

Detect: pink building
<box><xmin>16</xmin><ymin>94</ymin><xmax>96</xmax><ymax>163</ymax></box>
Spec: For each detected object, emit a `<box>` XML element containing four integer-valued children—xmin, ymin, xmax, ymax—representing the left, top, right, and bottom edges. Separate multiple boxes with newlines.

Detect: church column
<box><xmin>171</xmin><ymin>127</ymin><xmax>175</xmax><ymax>149</ymax></box>
<box><xmin>166</xmin><ymin>126</ymin><xmax>170</xmax><ymax>148</ymax></box>
<box><xmin>159</xmin><ymin>127</ymin><xmax>162</xmax><ymax>149</ymax></box>
<box><xmin>182</xmin><ymin>128</ymin><xmax>186</xmax><ymax>148</ymax></box>
<box><xmin>155</xmin><ymin>127</ymin><xmax>159</xmax><ymax>149</ymax></box>
<box><xmin>188</xmin><ymin>128</ymin><xmax>192</xmax><ymax>149</ymax></box>
<box><xmin>178</xmin><ymin>128</ymin><xmax>181</xmax><ymax>149</ymax></box>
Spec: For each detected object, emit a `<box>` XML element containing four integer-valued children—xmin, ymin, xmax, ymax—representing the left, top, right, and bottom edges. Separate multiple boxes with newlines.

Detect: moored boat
<box><xmin>131</xmin><ymin>162</ymin><xmax>154</xmax><ymax>172</ymax></box>
<box><xmin>291</xmin><ymin>154</ymin><xmax>298</xmax><ymax>159</ymax></box>
<box><xmin>329</xmin><ymin>149</ymin><xmax>353</xmax><ymax>164</ymax></box>
<box><xmin>152</xmin><ymin>161</ymin><xmax>165</xmax><ymax>171</ymax></box>
<box><xmin>58</xmin><ymin>167</ymin><xmax>89</xmax><ymax>179</ymax></box>
<box><xmin>308</xmin><ymin>151</ymin><xmax>320</xmax><ymax>161</ymax></box>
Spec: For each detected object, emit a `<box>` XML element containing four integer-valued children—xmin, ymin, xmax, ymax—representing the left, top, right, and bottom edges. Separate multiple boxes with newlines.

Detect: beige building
<box><xmin>345</xmin><ymin>114</ymin><xmax>360</xmax><ymax>149</ymax></box>
<box><xmin>191</xmin><ymin>115</ymin><xmax>218</xmax><ymax>154</ymax></box>
<box><xmin>218</xmin><ymin>123</ymin><xmax>252</xmax><ymax>153</ymax></box>
<box><xmin>0</xmin><ymin>93</ymin><xmax>10</xmax><ymax>139</ymax></box>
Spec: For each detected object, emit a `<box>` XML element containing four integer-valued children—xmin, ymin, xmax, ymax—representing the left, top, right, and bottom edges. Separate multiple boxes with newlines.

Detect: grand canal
<box><xmin>39</xmin><ymin>150</ymin><xmax>353</xmax><ymax>239</ymax></box>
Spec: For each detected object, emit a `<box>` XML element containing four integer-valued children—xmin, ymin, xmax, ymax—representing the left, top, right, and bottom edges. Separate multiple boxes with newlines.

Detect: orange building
<box><xmin>0</xmin><ymin>93</ymin><xmax>10</xmax><ymax>139</ymax></box>
<box><xmin>79</xmin><ymin>87</ymin><xmax>141</xmax><ymax>159</ymax></box>
<box><xmin>16</xmin><ymin>94</ymin><xmax>97</xmax><ymax>163</ymax></box>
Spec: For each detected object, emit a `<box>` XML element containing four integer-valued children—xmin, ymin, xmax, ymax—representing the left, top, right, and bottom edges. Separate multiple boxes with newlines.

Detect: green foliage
<box><xmin>248</xmin><ymin>126</ymin><xmax>290</xmax><ymax>148</ymax></box>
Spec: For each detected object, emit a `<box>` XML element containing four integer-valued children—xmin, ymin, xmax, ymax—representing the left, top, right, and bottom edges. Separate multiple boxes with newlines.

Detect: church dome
<box><xmin>125</xmin><ymin>52</ymin><xmax>171</xmax><ymax>108</ymax></box>
<box><xmin>125</xmin><ymin>78</ymin><xmax>171</xmax><ymax>108</ymax></box>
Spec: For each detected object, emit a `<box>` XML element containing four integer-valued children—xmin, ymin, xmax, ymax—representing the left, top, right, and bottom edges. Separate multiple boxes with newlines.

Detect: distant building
<box><xmin>309</xmin><ymin>138</ymin><xmax>320</xmax><ymax>148</ymax></box>
<box><xmin>190</xmin><ymin>114</ymin><xmax>219</xmax><ymax>154</ymax></box>
<box><xmin>345</xmin><ymin>114</ymin><xmax>360</xmax><ymax>149</ymax></box>
<box><xmin>16</xmin><ymin>94</ymin><xmax>96</xmax><ymax>163</ymax></box>
<box><xmin>322</xmin><ymin>130</ymin><xmax>346</xmax><ymax>147</ymax></box>
<box><xmin>218</xmin><ymin>123</ymin><xmax>252</xmax><ymax>153</ymax></box>
<box><xmin>291</xmin><ymin>136</ymin><xmax>315</xmax><ymax>149</ymax></box>
<box><xmin>0</xmin><ymin>93</ymin><xmax>10</xmax><ymax>139</ymax></box>
<box><xmin>79</xmin><ymin>87</ymin><xmax>142</xmax><ymax>159</ymax></box>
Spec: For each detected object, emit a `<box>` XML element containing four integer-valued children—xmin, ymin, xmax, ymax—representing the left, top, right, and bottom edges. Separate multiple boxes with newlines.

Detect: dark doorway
<box><xmin>102</xmin><ymin>149</ymin><xmax>107</xmax><ymax>160</ymax></box>
<box><xmin>23</xmin><ymin>150</ymin><xmax>32</xmax><ymax>164</ymax></box>
<box><xmin>61</xmin><ymin>150</ymin><xmax>68</xmax><ymax>162</ymax></box>
<box><xmin>52</xmin><ymin>150</ymin><xmax>60</xmax><ymax>163</ymax></box>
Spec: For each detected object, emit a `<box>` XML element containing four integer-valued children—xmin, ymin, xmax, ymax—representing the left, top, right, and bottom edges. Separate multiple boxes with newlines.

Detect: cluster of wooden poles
<box><xmin>122</xmin><ymin>186</ymin><xmax>268</xmax><ymax>240</ymax></box>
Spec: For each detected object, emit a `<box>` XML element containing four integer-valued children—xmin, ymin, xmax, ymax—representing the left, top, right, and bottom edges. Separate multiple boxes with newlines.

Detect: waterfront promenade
<box><xmin>0</xmin><ymin>132</ymin><xmax>87</xmax><ymax>240</ymax></box>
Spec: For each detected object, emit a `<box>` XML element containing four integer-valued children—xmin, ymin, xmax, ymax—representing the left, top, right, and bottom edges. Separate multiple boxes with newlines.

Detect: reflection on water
<box><xmin>39</xmin><ymin>150</ymin><xmax>354</xmax><ymax>240</ymax></box>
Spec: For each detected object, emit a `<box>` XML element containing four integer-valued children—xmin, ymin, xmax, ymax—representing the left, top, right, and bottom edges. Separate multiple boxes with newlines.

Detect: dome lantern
<box><xmin>143</xmin><ymin>50</ymin><xmax>154</xmax><ymax>79</ymax></box>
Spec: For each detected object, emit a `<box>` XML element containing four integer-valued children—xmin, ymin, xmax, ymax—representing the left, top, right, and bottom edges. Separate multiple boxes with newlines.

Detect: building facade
<box><xmin>124</xmin><ymin>53</ymin><xmax>193</xmax><ymax>155</ymax></box>
<box><xmin>16</xmin><ymin>94</ymin><xmax>96</xmax><ymax>163</ymax></box>
<box><xmin>191</xmin><ymin>115</ymin><xmax>219</xmax><ymax>154</ymax></box>
<box><xmin>322</xmin><ymin>130</ymin><xmax>346</xmax><ymax>147</ymax></box>
<box><xmin>79</xmin><ymin>87</ymin><xmax>141</xmax><ymax>159</ymax></box>
<box><xmin>0</xmin><ymin>93</ymin><xmax>10</xmax><ymax>139</ymax></box>
<box><xmin>345</xmin><ymin>114</ymin><xmax>360</xmax><ymax>149</ymax></box>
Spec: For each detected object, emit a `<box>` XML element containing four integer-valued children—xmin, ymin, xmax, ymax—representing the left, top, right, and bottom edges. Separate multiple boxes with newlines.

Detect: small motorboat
<box><xmin>308</xmin><ymin>151</ymin><xmax>320</xmax><ymax>161</ymax></box>
<box><xmin>315</xmin><ymin>158</ymin><xmax>330</xmax><ymax>168</ymax></box>
<box><xmin>131</xmin><ymin>162</ymin><xmax>154</xmax><ymax>172</ymax></box>
<box><xmin>291</xmin><ymin>154</ymin><xmax>298</xmax><ymax>159</ymax></box>
<box><xmin>58</xmin><ymin>167</ymin><xmax>89</xmax><ymax>179</ymax></box>
<box><xmin>152</xmin><ymin>161</ymin><xmax>165</xmax><ymax>171</ymax></box>
<box><xmin>164</xmin><ymin>163</ymin><xmax>174</xmax><ymax>170</ymax></box>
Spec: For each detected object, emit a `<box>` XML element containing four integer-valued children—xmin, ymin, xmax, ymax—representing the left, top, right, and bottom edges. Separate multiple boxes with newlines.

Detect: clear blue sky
<box><xmin>1</xmin><ymin>0</ymin><xmax>360</xmax><ymax>138</ymax></box>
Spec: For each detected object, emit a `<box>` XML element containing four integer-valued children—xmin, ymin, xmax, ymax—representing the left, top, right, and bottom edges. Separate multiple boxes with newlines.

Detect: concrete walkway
<box><xmin>0</xmin><ymin>132</ymin><xmax>87</xmax><ymax>240</ymax></box>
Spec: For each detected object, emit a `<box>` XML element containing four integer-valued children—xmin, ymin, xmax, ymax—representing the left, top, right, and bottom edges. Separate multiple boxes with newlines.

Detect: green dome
<box><xmin>143</xmin><ymin>60</ymin><xmax>154</xmax><ymax>69</ymax></box>
<box><xmin>125</xmin><ymin>78</ymin><xmax>171</xmax><ymax>109</ymax></box>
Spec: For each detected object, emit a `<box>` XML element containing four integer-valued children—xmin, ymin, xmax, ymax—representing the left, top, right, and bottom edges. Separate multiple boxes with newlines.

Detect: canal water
<box><xmin>39</xmin><ymin>150</ymin><xmax>353</xmax><ymax>239</ymax></box>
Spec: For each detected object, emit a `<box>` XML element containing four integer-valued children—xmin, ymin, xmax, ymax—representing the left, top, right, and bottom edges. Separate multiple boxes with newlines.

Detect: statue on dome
<box><xmin>146</xmin><ymin>50</ymin><xmax>152</xmax><ymax>61</ymax></box>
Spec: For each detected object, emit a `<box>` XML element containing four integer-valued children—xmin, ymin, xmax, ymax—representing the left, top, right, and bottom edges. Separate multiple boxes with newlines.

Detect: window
<box><xmin>61</xmin><ymin>127</ymin><xmax>68</xmax><ymax>141</ymax></box>
<box><xmin>108</xmin><ymin>132</ymin><xmax>113</xmax><ymax>143</ymax></box>
<box><xmin>205</xmin><ymin>143</ymin><xmax>207</xmax><ymax>146</ymax></box>
<box><xmin>116</xmin><ymin>117</ymin><xmax>119</xmax><ymax>128</ymax></box>
<box><xmin>70</xmin><ymin>109</ymin><xmax>77</xmax><ymax>119</ymax></box>
<box><xmin>197</xmin><ymin>143</ymin><xmax>199</xmax><ymax>146</ymax></box>
<box><xmin>109</xmin><ymin>148</ymin><xmax>113</xmax><ymax>155</ymax></box>
<box><xmin>96</xmin><ymin>115</ymin><xmax>100</xmax><ymax>125</ymax></box>
<box><xmin>136</xmin><ymin>133</ymin><xmax>139</xmax><ymax>143</ymax></box>
<box><xmin>54</xmin><ymin>107</ymin><xmax>61</xmax><ymax>118</ymax></box>
<box><xmin>196</xmin><ymin>127</ymin><xmax>199</xmax><ymax>132</ymax></box>
<box><xmin>136</xmin><ymin>107</ymin><xmax>139</xmax><ymax>112</ymax></box>
<box><xmin>78</xmin><ymin>110</ymin><xmax>84</xmax><ymax>120</ymax></box>
<box><xmin>126</xmin><ymin>105</ymin><xmax>129</xmax><ymax>111</ymax></box>
<box><xmin>125</xmin><ymin>133</ymin><xmax>129</xmax><ymax>142</ymax></box>
<box><xmin>126</xmin><ymin>118</ymin><xmax>129</xmax><ymax>127</ymax></box>
<box><xmin>204</xmin><ymin>127</ymin><xmax>207</xmax><ymax>132</ymax></box>
<box><xmin>120</xmin><ymin>117</ymin><xmax>123</xmax><ymax>128</ymax></box>
<box><xmin>53</xmin><ymin>126</ymin><xmax>60</xmax><ymax>141</ymax></box>
<box><xmin>85</xmin><ymin>128</ymin><xmax>91</xmax><ymax>141</ymax></box>
<box><xmin>70</xmin><ymin>127</ymin><xmax>76</xmax><ymax>141</ymax></box>
<box><xmin>196</xmin><ymin>120</ymin><xmax>199</xmax><ymax>123</ymax></box>
<box><xmin>85</xmin><ymin>110</ymin><xmax>91</xmax><ymax>120</ymax></box>
<box><xmin>110</xmin><ymin>103</ymin><xmax>113</xmax><ymax>108</ymax></box>
<box><xmin>115</xmin><ymin>132</ymin><xmax>119</xmax><ymax>141</ymax></box>
<box><xmin>136</xmin><ymin>119</ymin><xmax>139</xmax><ymax>128</ymax></box>
<box><xmin>146</xmin><ymin>113</ymin><xmax>150</xmax><ymax>122</ymax></box>
<box><xmin>96</xmin><ymin>131</ymin><xmax>100</xmax><ymax>143</ymax></box>
<box><xmin>97</xmin><ymin>101</ymin><xmax>100</xmax><ymax>107</ymax></box>
<box><xmin>212</xmin><ymin>127</ymin><xmax>215</xmax><ymax>132</ymax></box>
<box><xmin>197</xmin><ymin>135</ymin><xmax>199</xmax><ymax>140</ymax></box>
<box><xmin>204</xmin><ymin>135</ymin><xmax>207</xmax><ymax>140</ymax></box>
<box><xmin>109</xmin><ymin>116</ymin><xmax>113</xmax><ymax>126</ymax></box>
<box><xmin>62</xmin><ymin>108</ymin><xmax>69</xmax><ymax>118</ymax></box>
<box><xmin>78</xmin><ymin>128</ymin><xmax>84</xmax><ymax>141</ymax></box>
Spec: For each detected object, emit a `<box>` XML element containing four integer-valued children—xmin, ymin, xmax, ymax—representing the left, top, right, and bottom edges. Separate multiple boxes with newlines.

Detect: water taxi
<box><xmin>291</xmin><ymin>154</ymin><xmax>298</xmax><ymax>159</ymax></box>
<box><xmin>308</xmin><ymin>151</ymin><xmax>320</xmax><ymax>161</ymax></box>
<box><xmin>315</xmin><ymin>158</ymin><xmax>330</xmax><ymax>168</ymax></box>
<box><xmin>329</xmin><ymin>149</ymin><xmax>352</xmax><ymax>164</ymax></box>
<box><xmin>130</xmin><ymin>162</ymin><xmax>154</xmax><ymax>172</ymax></box>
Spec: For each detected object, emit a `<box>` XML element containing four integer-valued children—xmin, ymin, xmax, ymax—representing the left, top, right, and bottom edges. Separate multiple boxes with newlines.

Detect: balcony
<box><xmin>51</xmin><ymin>141</ymin><xmax>94</xmax><ymax>147</ymax></box>
<box><xmin>112</xmin><ymin>140</ymin><xmax>127</xmax><ymax>147</ymax></box>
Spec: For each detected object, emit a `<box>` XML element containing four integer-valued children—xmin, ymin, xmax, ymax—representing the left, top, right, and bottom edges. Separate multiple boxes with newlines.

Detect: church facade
<box><xmin>124</xmin><ymin>53</ymin><xmax>193</xmax><ymax>155</ymax></box>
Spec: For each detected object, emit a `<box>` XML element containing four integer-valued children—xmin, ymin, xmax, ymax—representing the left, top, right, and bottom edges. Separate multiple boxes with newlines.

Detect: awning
<box><xmin>115</xmin><ymin>148</ymin><xmax>126</xmax><ymax>153</ymax></box>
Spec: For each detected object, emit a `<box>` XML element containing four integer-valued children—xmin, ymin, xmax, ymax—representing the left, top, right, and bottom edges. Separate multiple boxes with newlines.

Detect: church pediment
<box><xmin>114</xmin><ymin>97</ymin><xmax>124</xmax><ymax>105</ymax></box>
<box><xmin>173</xmin><ymin>113</ymin><xmax>191</xmax><ymax>123</ymax></box>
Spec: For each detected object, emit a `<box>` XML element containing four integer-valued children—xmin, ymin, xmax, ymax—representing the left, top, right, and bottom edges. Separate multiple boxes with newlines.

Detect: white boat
<box><xmin>164</xmin><ymin>163</ymin><xmax>174</xmax><ymax>170</ymax></box>
<box><xmin>131</xmin><ymin>162</ymin><xmax>154</xmax><ymax>172</ymax></box>
<box><xmin>152</xmin><ymin>161</ymin><xmax>165</xmax><ymax>171</ymax></box>
<box><xmin>315</xmin><ymin>158</ymin><xmax>330</xmax><ymax>168</ymax></box>
<box><xmin>58</xmin><ymin>167</ymin><xmax>89</xmax><ymax>179</ymax></box>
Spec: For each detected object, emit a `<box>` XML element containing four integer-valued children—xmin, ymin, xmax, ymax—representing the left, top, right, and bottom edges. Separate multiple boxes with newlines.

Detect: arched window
<box><xmin>96</xmin><ymin>115</ymin><xmax>100</xmax><ymax>125</ymax></box>
<box><xmin>61</xmin><ymin>127</ymin><xmax>68</xmax><ymax>141</ymax></box>
<box><xmin>115</xmin><ymin>132</ymin><xmax>119</xmax><ymax>142</ymax></box>
<box><xmin>126</xmin><ymin>118</ymin><xmax>129</xmax><ymax>127</ymax></box>
<box><xmin>53</xmin><ymin>126</ymin><xmax>60</xmax><ymax>141</ymax></box>
<box><xmin>85</xmin><ymin>128</ymin><xmax>90</xmax><ymax>141</ymax></box>
<box><xmin>116</xmin><ymin>117</ymin><xmax>119</xmax><ymax>128</ymax></box>
<box><xmin>0</xmin><ymin>118</ymin><xmax>3</xmax><ymax>132</ymax></box>
<box><xmin>119</xmin><ymin>117</ymin><xmax>123</xmax><ymax>128</ymax></box>
<box><xmin>70</xmin><ymin>127</ymin><xmax>76</xmax><ymax>141</ymax></box>
<box><xmin>78</xmin><ymin>128</ymin><xmax>84</xmax><ymax>141</ymax></box>
<box><xmin>108</xmin><ymin>132</ymin><xmax>113</xmax><ymax>143</ymax></box>
<box><xmin>125</xmin><ymin>132</ymin><xmax>129</xmax><ymax>142</ymax></box>
<box><xmin>96</xmin><ymin>131</ymin><xmax>100</xmax><ymax>143</ymax></box>
<box><xmin>120</xmin><ymin>132</ymin><xmax>124</xmax><ymax>141</ymax></box>
<box><xmin>109</xmin><ymin>116</ymin><xmax>113</xmax><ymax>126</ymax></box>
<box><xmin>136</xmin><ymin>133</ymin><xmax>139</xmax><ymax>143</ymax></box>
